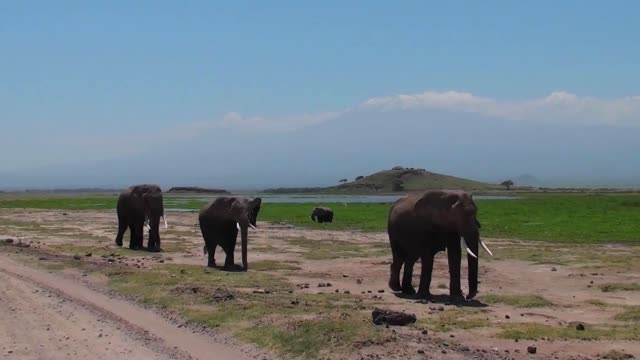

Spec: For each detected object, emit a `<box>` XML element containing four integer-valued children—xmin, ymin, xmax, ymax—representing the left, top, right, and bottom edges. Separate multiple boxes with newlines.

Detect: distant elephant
<box><xmin>199</xmin><ymin>197</ymin><xmax>262</xmax><ymax>271</ymax></box>
<box><xmin>115</xmin><ymin>184</ymin><xmax>167</xmax><ymax>251</ymax></box>
<box><xmin>311</xmin><ymin>207</ymin><xmax>333</xmax><ymax>223</ymax></box>
<box><xmin>387</xmin><ymin>190</ymin><xmax>492</xmax><ymax>301</ymax></box>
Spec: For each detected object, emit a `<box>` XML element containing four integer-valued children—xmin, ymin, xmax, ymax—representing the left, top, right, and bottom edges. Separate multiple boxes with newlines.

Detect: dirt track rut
<box><xmin>0</xmin><ymin>254</ymin><xmax>252</xmax><ymax>360</ymax></box>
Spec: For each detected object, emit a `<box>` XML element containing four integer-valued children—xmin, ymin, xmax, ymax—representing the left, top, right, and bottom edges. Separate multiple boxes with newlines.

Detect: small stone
<box><xmin>5</xmin><ymin>238</ymin><xmax>14</xmax><ymax>244</ymax></box>
<box><xmin>437</xmin><ymin>306</ymin><xmax>444</xmax><ymax>311</ymax></box>
<box><xmin>527</xmin><ymin>346</ymin><xmax>537</xmax><ymax>354</ymax></box>
<box><xmin>575</xmin><ymin>323</ymin><xmax>585</xmax><ymax>331</ymax></box>
<box><xmin>344</xmin><ymin>290</ymin><xmax>351</xmax><ymax>294</ymax></box>
<box><xmin>367</xmin><ymin>290</ymin><xmax>372</xmax><ymax>293</ymax></box>
<box><xmin>417</xmin><ymin>349</ymin><xmax>424</xmax><ymax>354</ymax></box>
<box><xmin>421</xmin><ymin>329</ymin><xmax>428</xmax><ymax>335</ymax></box>
<box><xmin>335</xmin><ymin>289</ymin><xmax>339</xmax><ymax>293</ymax></box>
<box><xmin>325</xmin><ymin>283</ymin><xmax>332</xmax><ymax>287</ymax></box>
<box><xmin>441</xmin><ymin>350</ymin><xmax>447</xmax><ymax>354</ymax></box>
<box><xmin>318</xmin><ymin>283</ymin><xmax>326</xmax><ymax>288</ymax></box>
<box><xmin>85</xmin><ymin>252</ymin><xmax>92</xmax><ymax>257</ymax></box>
<box><xmin>505</xmin><ymin>315</ymin><xmax>511</xmax><ymax>319</ymax></box>
<box><xmin>38</xmin><ymin>257</ymin><xmax>47</xmax><ymax>261</ymax></box>
<box><xmin>356</xmin><ymin>279</ymin><xmax>363</xmax><ymax>284</ymax></box>
<box><xmin>551</xmin><ymin>267</ymin><xmax>557</xmax><ymax>271</ymax></box>
<box><xmin>378</xmin><ymin>289</ymin><xmax>385</xmax><ymax>293</ymax></box>
<box><xmin>342</xmin><ymin>274</ymin><xmax>349</xmax><ymax>278</ymax></box>
<box><xmin>73</xmin><ymin>254</ymin><xmax>82</xmax><ymax>260</ymax></box>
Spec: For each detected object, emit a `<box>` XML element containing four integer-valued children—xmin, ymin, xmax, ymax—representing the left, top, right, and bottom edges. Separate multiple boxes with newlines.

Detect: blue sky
<box><xmin>2</xmin><ymin>1</ymin><xmax>640</xmax><ymax>189</ymax></box>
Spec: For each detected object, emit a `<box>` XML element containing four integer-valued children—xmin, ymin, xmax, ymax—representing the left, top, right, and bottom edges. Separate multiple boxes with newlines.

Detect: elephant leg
<box><xmin>222</xmin><ymin>228</ymin><xmax>238</xmax><ymax>270</ymax></box>
<box><xmin>401</xmin><ymin>256</ymin><xmax>418</xmax><ymax>295</ymax></box>
<box><xmin>207</xmin><ymin>242</ymin><xmax>218</xmax><ymax>268</ymax></box>
<box><xmin>115</xmin><ymin>216</ymin><xmax>127</xmax><ymax>247</ymax></box>
<box><xmin>417</xmin><ymin>253</ymin><xmax>434</xmax><ymax>299</ymax></box>
<box><xmin>446</xmin><ymin>233</ymin><xmax>464</xmax><ymax>301</ymax></box>
<box><xmin>388</xmin><ymin>236</ymin><xmax>404</xmax><ymax>292</ymax></box>
<box><xmin>128</xmin><ymin>223</ymin><xmax>136</xmax><ymax>249</ymax></box>
<box><xmin>130</xmin><ymin>221</ymin><xmax>144</xmax><ymax>250</ymax></box>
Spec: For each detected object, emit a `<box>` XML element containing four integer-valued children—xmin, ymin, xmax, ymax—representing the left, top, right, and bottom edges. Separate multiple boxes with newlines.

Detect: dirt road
<box><xmin>0</xmin><ymin>255</ymin><xmax>253</xmax><ymax>360</ymax></box>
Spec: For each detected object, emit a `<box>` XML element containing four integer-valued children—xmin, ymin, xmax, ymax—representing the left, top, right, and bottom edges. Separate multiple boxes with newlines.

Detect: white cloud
<box><xmin>359</xmin><ymin>90</ymin><xmax>640</xmax><ymax>126</ymax></box>
<box><xmin>48</xmin><ymin>90</ymin><xmax>640</xmax><ymax>163</ymax></box>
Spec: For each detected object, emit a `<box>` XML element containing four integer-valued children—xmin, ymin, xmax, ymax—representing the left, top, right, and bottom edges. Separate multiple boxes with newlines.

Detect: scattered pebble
<box><xmin>551</xmin><ymin>267</ymin><xmax>557</xmax><ymax>271</ymax></box>
<box><xmin>527</xmin><ymin>346</ymin><xmax>537</xmax><ymax>354</ymax></box>
<box><xmin>576</xmin><ymin>323</ymin><xmax>585</xmax><ymax>331</ymax></box>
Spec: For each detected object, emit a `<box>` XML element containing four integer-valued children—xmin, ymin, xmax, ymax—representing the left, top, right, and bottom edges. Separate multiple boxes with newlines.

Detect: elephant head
<box><xmin>226</xmin><ymin>197</ymin><xmax>262</xmax><ymax>270</ymax></box>
<box><xmin>131</xmin><ymin>184</ymin><xmax>166</xmax><ymax>251</ymax></box>
<box><xmin>414</xmin><ymin>191</ymin><xmax>492</xmax><ymax>299</ymax></box>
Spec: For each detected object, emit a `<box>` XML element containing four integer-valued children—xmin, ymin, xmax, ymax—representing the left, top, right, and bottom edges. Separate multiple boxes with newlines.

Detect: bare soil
<box><xmin>1</xmin><ymin>208</ymin><xmax>640</xmax><ymax>360</ymax></box>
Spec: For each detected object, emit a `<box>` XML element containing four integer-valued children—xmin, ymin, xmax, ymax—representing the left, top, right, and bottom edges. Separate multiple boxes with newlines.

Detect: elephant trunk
<box><xmin>241</xmin><ymin>222</ymin><xmax>249</xmax><ymax>271</ymax></box>
<box><xmin>465</xmin><ymin>232</ymin><xmax>480</xmax><ymax>300</ymax></box>
<box><xmin>148</xmin><ymin>214</ymin><xmax>161</xmax><ymax>251</ymax></box>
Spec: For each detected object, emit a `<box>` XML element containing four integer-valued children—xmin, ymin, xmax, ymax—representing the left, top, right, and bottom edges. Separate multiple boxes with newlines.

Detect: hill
<box><xmin>332</xmin><ymin>167</ymin><xmax>495</xmax><ymax>192</ymax></box>
<box><xmin>167</xmin><ymin>187</ymin><xmax>229</xmax><ymax>194</ymax></box>
<box><xmin>264</xmin><ymin>167</ymin><xmax>496</xmax><ymax>193</ymax></box>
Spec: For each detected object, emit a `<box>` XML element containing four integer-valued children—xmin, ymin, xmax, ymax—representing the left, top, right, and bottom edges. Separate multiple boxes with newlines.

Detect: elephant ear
<box><xmin>250</xmin><ymin>197</ymin><xmax>262</xmax><ymax>208</ymax></box>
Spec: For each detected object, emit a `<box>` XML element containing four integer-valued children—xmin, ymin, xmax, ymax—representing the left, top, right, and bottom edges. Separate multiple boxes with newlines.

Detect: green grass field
<box><xmin>1</xmin><ymin>193</ymin><xmax>639</xmax><ymax>243</ymax></box>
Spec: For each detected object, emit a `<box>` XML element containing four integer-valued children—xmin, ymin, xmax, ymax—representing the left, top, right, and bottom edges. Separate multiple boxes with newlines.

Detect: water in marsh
<box><xmin>164</xmin><ymin>194</ymin><xmax>519</xmax><ymax>211</ymax></box>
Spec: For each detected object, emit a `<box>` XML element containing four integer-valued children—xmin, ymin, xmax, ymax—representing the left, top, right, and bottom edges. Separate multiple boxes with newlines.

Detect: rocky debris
<box><xmin>575</xmin><ymin>323</ymin><xmax>585</xmax><ymax>331</ymax></box>
<box><xmin>85</xmin><ymin>252</ymin><xmax>92</xmax><ymax>257</ymax></box>
<box><xmin>599</xmin><ymin>350</ymin><xmax>635</xmax><ymax>359</ymax></box>
<box><xmin>253</xmin><ymin>289</ymin><xmax>271</xmax><ymax>294</ymax></box>
<box><xmin>73</xmin><ymin>254</ymin><xmax>82</xmax><ymax>260</ymax></box>
<box><xmin>377</xmin><ymin>289</ymin><xmax>385</xmax><ymax>293</ymax></box>
<box><xmin>4</xmin><ymin>238</ymin><xmax>14</xmax><ymax>244</ymax></box>
<box><xmin>551</xmin><ymin>267</ymin><xmax>557</xmax><ymax>271</ymax></box>
<box><xmin>371</xmin><ymin>308</ymin><xmax>416</xmax><ymax>326</ymax></box>
<box><xmin>211</xmin><ymin>288</ymin><xmax>235</xmax><ymax>302</ymax></box>
<box><xmin>527</xmin><ymin>346</ymin><xmax>537</xmax><ymax>354</ymax></box>
<box><xmin>16</xmin><ymin>240</ymin><xmax>31</xmax><ymax>248</ymax></box>
<box><xmin>505</xmin><ymin>315</ymin><xmax>511</xmax><ymax>319</ymax></box>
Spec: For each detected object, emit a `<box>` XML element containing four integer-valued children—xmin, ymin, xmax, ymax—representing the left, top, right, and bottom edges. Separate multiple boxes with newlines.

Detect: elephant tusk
<box><xmin>249</xmin><ymin>223</ymin><xmax>257</xmax><ymax>230</ymax></box>
<box><xmin>480</xmin><ymin>240</ymin><xmax>493</xmax><ymax>256</ymax></box>
<box><xmin>461</xmin><ymin>238</ymin><xmax>478</xmax><ymax>259</ymax></box>
<box><xmin>145</xmin><ymin>224</ymin><xmax>151</xmax><ymax>230</ymax></box>
<box><xmin>162</xmin><ymin>216</ymin><xmax>168</xmax><ymax>229</ymax></box>
<box><xmin>236</xmin><ymin>222</ymin><xmax>241</xmax><ymax>230</ymax></box>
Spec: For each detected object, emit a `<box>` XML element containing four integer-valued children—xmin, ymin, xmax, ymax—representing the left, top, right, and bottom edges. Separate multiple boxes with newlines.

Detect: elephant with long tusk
<box><xmin>387</xmin><ymin>190</ymin><xmax>493</xmax><ymax>302</ymax></box>
<box><xmin>199</xmin><ymin>196</ymin><xmax>262</xmax><ymax>271</ymax></box>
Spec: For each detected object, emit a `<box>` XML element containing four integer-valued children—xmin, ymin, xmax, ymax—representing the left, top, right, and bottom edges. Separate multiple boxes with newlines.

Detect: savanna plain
<box><xmin>1</xmin><ymin>193</ymin><xmax>639</xmax><ymax>359</ymax></box>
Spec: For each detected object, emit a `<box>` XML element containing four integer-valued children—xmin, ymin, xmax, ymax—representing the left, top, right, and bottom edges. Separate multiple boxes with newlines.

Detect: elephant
<box><xmin>115</xmin><ymin>184</ymin><xmax>167</xmax><ymax>251</ymax></box>
<box><xmin>311</xmin><ymin>207</ymin><xmax>333</xmax><ymax>223</ymax></box>
<box><xmin>387</xmin><ymin>190</ymin><xmax>493</xmax><ymax>302</ymax></box>
<box><xmin>199</xmin><ymin>196</ymin><xmax>262</xmax><ymax>271</ymax></box>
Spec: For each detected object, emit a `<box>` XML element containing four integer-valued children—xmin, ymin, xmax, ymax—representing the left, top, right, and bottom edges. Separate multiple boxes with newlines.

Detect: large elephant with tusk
<box><xmin>199</xmin><ymin>197</ymin><xmax>262</xmax><ymax>271</ymax></box>
<box><xmin>387</xmin><ymin>190</ymin><xmax>492</xmax><ymax>302</ymax></box>
<box><xmin>115</xmin><ymin>184</ymin><xmax>167</xmax><ymax>252</ymax></box>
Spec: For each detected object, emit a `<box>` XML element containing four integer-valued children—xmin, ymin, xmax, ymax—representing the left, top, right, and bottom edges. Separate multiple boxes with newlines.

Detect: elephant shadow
<box><xmin>393</xmin><ymin>292</ymin><xmax>488</xmax><ymax>308</ymax></box>
<box><xmin>207</xmin><ymin>263</ymin><xmax>246</xmax><ymax>273</ymax></box>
